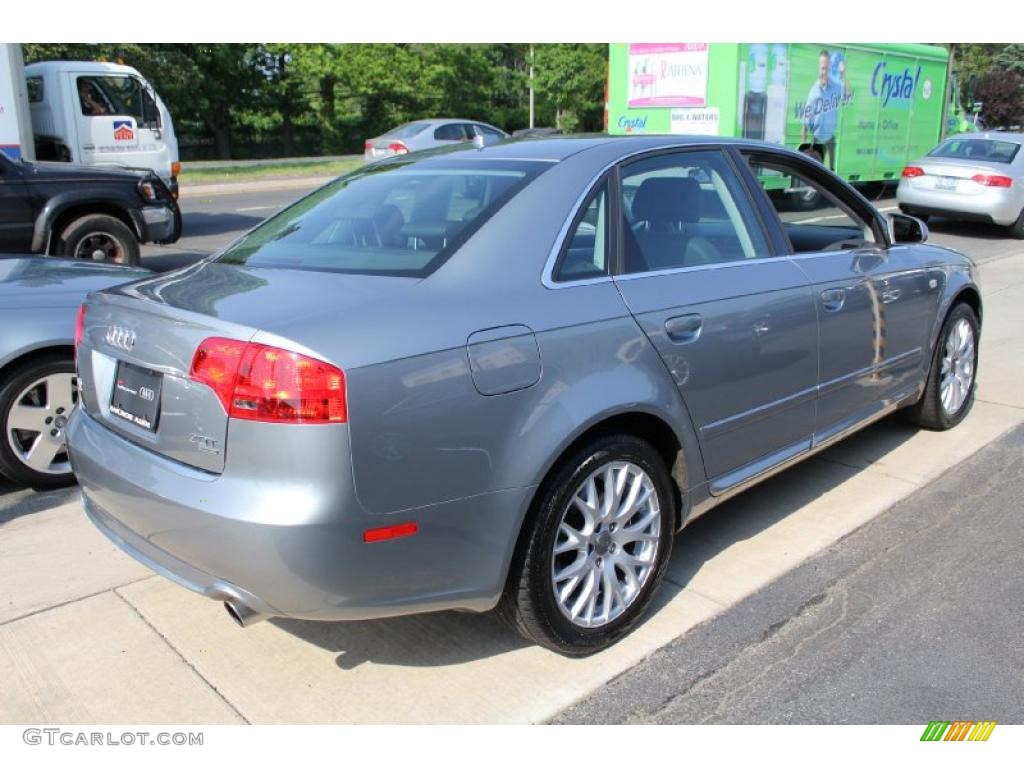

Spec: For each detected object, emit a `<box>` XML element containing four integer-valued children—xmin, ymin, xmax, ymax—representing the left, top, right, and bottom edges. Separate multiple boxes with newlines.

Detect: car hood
<box><xmin>0</xmin><ymin>256</ymin><xmax>151</xmax><ymax>307</ymax></box>
<box><xmin>22</xmin><ymin>161</ymin><xmax>148</xmax><ymax>184</ymax></box>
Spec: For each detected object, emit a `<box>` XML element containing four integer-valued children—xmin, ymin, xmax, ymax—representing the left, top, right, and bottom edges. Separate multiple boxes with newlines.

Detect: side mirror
<box><xmin>888</xmin><ymin>212</ymin><xmax>929</xmax><ymax>244</ymax></box>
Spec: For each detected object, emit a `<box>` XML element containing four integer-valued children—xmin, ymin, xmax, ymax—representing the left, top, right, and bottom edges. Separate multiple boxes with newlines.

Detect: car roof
<box><xmin>943</xmin><ymin>131</ymin><xmax>1024</xmax><ymax>144</ymax></box>
<box><xmin>410</xmin><ymin>134</ymin><xmax>806</xmax><ymax>164</ymax></box>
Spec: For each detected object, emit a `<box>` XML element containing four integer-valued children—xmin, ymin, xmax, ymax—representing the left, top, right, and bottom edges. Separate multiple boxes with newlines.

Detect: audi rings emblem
<box><xmin>105</xmin><ymin>326</ymin><xmax>136</xmax><ymax>351</ymax></box>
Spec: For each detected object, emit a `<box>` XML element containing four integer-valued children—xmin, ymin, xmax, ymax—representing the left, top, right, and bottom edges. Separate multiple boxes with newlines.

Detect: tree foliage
<box><xmin>21</xmin><ymin>43</ymin><xmax>608</xmax><ymax>159</ymax></box>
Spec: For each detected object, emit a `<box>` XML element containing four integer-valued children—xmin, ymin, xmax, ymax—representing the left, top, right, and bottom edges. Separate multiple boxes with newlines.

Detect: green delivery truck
<box><xmin>607</xmin><ymin>43</ymin><xmax>974</xmax><ymax>192</ymax></box>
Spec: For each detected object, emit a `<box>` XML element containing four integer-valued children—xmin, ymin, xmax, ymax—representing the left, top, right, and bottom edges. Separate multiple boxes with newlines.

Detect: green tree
<box><xmin>532</xmin><ymin>44</ymin><xmax>606</xmax><ymax>132</ymax></box>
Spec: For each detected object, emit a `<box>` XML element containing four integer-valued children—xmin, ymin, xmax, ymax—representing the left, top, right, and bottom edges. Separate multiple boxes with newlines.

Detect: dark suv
<box><xmin>0</xmin><ymin>152</ymin><xmax>180</xmax><ymax>266</ymax></box>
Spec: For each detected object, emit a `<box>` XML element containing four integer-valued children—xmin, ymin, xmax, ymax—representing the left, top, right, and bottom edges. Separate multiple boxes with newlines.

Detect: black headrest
<box><xmin>632</xmin><ymin>176</ymin><xmax>702</xmax><ymax>224</ymax></box>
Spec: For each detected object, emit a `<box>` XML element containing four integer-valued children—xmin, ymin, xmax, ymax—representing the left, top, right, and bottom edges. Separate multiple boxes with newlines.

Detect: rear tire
<box><xmin>56</xmin><ymin>214</ymin><xmax>141</xmax><ymax>266</ymax></box>
<box><xmin>905</xmin><ymin>303</ymin><xmax>979</xmax><ymax>430</ymax></box>
<box><xmin>500</xmin><ymin>434</ymin><xmax>675</xmax><ymax>656</ymax></box>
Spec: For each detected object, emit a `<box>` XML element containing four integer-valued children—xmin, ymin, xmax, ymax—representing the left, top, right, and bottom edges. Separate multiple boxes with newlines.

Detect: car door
<box><xmin>0</xmin><ymin>154</ymin><xmax>34</xmax><ymax>252</ymax></box>
<box><xmin>611</xmin><ymin>148</ymin><xmax>818</xmax><ymax>493</ymax></box>
<box><xmin>740</xmin><ymin>150</ymin><xmax>937</xmax><ymax>445</ymax></box>
<box><xmin>68</xmin><ymin>72</ymin><xmax>165</xmax><ymax>173</ymax></box>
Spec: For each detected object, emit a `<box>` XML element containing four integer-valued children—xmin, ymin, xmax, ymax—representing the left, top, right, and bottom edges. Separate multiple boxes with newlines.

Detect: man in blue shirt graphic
<box><xmin>802</xmin><ymin>49</ymin><xmax>847</xmax><ymax>170</ymax></box>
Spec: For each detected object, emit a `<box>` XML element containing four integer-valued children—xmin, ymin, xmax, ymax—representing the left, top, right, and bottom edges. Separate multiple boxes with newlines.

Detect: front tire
<box><xmin>905</xmin><ymin>303</ymin><xmax>979</xmax><ymax>430</ymax></box>
<box><xmin>56</xmin><ymin>214</ymin><xmax>141</xmax><ymax>266</ymax></box>
<box><xmin>500</xmin><ymin>434</ymin><xmax>675</xmax><ymax>655</ymax></box>
<box><xmin>0</xmin><ymin>353</ymin><xmax>78</xmax><ymax>488</ymax></box>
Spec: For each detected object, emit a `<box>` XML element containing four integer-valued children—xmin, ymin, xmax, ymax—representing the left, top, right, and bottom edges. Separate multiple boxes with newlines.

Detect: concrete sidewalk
<box><xmin>1</xmin><ymin>252</ymin><xmax>1022</xmax><ymax>725</ymax></box>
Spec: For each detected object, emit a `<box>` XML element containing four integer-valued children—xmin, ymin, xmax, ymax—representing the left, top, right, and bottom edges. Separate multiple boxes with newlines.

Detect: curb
<box><xmin>178</xmin><ymin>175</ymin><xmax>338</xmax><ymax>199</ymax></box>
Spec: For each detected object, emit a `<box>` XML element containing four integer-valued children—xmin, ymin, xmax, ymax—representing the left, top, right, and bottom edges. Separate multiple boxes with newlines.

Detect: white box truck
<box><xmin>1</xmin><ymin>44</ymin><xmax>180</xmax><ymax>196</ymax></box>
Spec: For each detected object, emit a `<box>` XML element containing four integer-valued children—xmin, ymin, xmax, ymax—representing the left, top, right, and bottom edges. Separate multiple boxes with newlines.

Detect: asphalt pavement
<box><xmin>556</xmin><ymin>423</ymin><xmax>1024</xmax><ymax>724</ymax></box>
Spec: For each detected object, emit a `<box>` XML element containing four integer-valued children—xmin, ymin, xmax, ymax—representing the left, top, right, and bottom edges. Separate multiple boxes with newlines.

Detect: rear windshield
<box><xmin>215</xmin><ymin>159</ymin><xmax>548</xmax><ymax>277</ymax></box>
<box><xmin>383</xmin><ymin>121</ymin><xmax>432</xmax><ymax>140</ymax></box>
<box><xmin>928</xmin><ymin>138</ymin><xmax>1021</xmax><ymax>164</ymax></box>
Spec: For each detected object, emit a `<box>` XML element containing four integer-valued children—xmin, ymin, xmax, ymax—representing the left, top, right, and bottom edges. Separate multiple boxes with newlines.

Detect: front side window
<box><xmin>620</xmin><ymin>149</ymin><xmax>769</xmax><ymax>274</ymax></box>
<box><xmin>77</xmin><ymin>75</ymin><xmax>157</xmax><ymax>125</ymax></box>
<box><xmin>26</xmin><ymin>77</ymin><xmax>43</xmax><ymax>103</ymax></box>
<box><xmin>554</xmin><ymin>180</ymin><xmax>609</xmax><ymax>282</ymax></box>
<box><xmin>216</xmin><ymin>160</ymin><xmax>548</xmax><ymax>277</ymax></box>
<box><xmin>743</xmin><ymin>154</ymin><xmax>877</xmax><ymax>254</ymax></box>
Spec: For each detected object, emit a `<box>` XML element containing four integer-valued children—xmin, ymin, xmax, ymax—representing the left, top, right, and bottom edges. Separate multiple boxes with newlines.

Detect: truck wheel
<box><xmin>56</xmin><ymin>214</ymin><xmax>141</xmax><ymax>266</ymax></box>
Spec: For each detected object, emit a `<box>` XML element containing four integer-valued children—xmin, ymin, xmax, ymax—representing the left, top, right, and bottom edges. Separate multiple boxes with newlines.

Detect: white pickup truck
<box><xmin>1</xmin><ymin>45</ymin><xmax>180</xmax><ymax>196</ymax></box>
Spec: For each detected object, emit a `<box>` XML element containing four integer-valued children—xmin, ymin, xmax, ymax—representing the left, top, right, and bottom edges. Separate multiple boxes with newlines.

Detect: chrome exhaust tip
<box><xmin>224</xmin><ymin>599</ymin><xmax>267</xmax><ymax>628</ymax></box>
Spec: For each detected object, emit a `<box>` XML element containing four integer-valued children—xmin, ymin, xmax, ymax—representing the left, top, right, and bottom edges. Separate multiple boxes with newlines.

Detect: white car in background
<box><xmin>898</xmin><ymin>132</ymin><xmax>1024</xmax><ymax>238</ymax></box>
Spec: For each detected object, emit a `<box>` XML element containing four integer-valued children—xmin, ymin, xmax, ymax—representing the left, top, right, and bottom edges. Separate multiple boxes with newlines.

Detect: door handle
<box><xmin>881</xmin><ymin>288</ymin><xmax>901</xmax><ymax>304</ymax></box>
<box><xmin>821</xmin><ymin>288</ymin><xmax>846</xmax><ymax>312</ymax></box>
<box><xmin>664</xmin><ymin>314</ymin><xmax>703</xmax><ymax>344</ymax></box>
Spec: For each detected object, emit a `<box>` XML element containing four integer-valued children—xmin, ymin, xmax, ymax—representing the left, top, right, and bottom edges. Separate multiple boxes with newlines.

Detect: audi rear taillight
<box><xmin>189</xmin><ymin>338</ymin><xmax>346</xmax><ymax>424</ymax></box>
<box><xmin>901</xmin><ymin>166</ymin><xmax>925</xmax><ymax>178</ymax></box>
<box><xmin>388</xmin><ymin>142</ymin><xmax>409</xmax><ymax>155</ymax></box>
<box><xmin>971</xmin><ymin>173</ymin><xmax>1013</xmax><ymax>188</ymax></box>
<box><xmin>74</xmin><ymin>304</ymin><xmax>86</xmax><ymax>363</ymax></box>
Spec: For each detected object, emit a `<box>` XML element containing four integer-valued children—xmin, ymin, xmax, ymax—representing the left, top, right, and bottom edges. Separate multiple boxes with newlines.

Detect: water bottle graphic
<box><xmin>765</xmin><ymin>44</ymin><xmax>790</xmax><ymax>145</ymax></box>
<box><xmin>742</xmin><ymin>44</ymin><xmax>769</xmax><ymax>140</ymax></box>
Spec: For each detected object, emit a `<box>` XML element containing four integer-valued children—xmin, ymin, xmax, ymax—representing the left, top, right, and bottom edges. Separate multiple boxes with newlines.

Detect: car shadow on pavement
<box><xmin>267</xmin><ymin>414</ymin><xmax>918</xmax><ymax>669</ymax></box>
<box><xmin>666</xmin><ymin>414</ymin><xmax>919</xmax><ymax>590</ymax></box>
<box><xmin>926</xmin><ymin>218</ymin><xmax>1013</xmax><ymax>241</ymax></box>
<box><xmin>0</xmin><ymin>477</ymin><xmax>76</xmax><ymax>525</ymax></box>
<box><xmin>271</xmin><ymin>609</ymin><xmax>531</xmax><ymax>670</ymax></box>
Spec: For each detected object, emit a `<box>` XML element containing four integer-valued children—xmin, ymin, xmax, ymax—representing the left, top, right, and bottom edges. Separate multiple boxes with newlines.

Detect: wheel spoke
<box><xmin>554</xmin><ymin>553</ymin><xmax>590</xmax><ymax>583</ymax></box>
<box><xmin>48</xmin><ymin>374</ymin><xmax>77</xmax><ymax>412</ymax></box>
<box><xmin>554</xmin><ymin>523</ymin><xmax>586</xmax><ymax>555</ymax></box>
<box><xmin>8</xmin><ymin>403</ymin><xmax>48</xmax><ymax>432</ymax></box>
<box><xmin>24</xmin><ymin>435</ymin><xmax>62</xmax><ymax>471</ymax></box>
<box><xmin>600</xmin><ymin>570</ymin><xmax>614</xmax><ymax>621</ymax></box>
<box><xmin>570</xmin><ymin>569</ymin><xmax>598</xmax><ymax>621</ymax></box>
<box><xmin>615</xmin><ymin>484</ymin><xmax>653</xmax><ymax>523</ymax></box>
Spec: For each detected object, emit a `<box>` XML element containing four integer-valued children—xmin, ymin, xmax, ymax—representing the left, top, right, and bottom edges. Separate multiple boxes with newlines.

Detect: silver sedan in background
<box><xmin>69</xmin><ymin>136</ymin><xmax>981</xmax><ymax>655</ymax></box>
<box><xmin>363</xmin><ymin>118</ymin><xmax>508</xmax><ymax>161</ymax></box>
<box><xmin>898</xmin><ymin>132</ymin><xmax>1024</xmax><ymax>238</ymax></box>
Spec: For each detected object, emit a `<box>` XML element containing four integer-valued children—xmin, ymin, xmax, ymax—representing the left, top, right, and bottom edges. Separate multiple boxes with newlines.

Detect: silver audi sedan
<box><xmin>68</xmin><ymin>136</ymin><xmax>981</xmax><ymax>655</ymax></box>
<box><xmin>897</xmin><ymin>131</ymin><xmax>1024</xmax><ymax>238</ymax></box>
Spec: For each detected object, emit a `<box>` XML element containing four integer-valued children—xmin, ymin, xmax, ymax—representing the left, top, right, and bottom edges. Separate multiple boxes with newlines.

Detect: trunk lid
<box><xmin>79</xmin><ymin>261</ymin><xmax>417</xmax><ymax>472</ymax></box>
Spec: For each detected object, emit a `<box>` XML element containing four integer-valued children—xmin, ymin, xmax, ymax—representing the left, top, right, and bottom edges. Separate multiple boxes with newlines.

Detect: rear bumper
<box><xmin>67</xmin><ymin>408</ymin><xmax>529</xmax><ymax>621</ymax></box>
<box><xmin>896</xmin><ymin>181</ymin><xmax>1022</xmax><ymax>226</ymax></box>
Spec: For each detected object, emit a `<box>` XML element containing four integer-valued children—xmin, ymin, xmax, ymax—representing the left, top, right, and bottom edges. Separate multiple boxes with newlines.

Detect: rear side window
<box><xmin>384</xmin><ymin>121</ymin><xmax>431</xmax><ymax>140</ymax></box>
<box><xmin>216</xmin><ymin>160</ymin><xmax>549</xmax><ymax>277</ymax></box>
<box><xmin>928</xmin><ymin>138</ymin><xmax>1020</xmax><ymax>164</ymax></box>
<box><xmin>554</xmin><ymin>180</ymin><xmax>610</xmax><ymax>282</ymax></box>
<box><xmin>620</xmin><ymin>150</ymin><xmax>769</xmax><ymax>273</ymax></box>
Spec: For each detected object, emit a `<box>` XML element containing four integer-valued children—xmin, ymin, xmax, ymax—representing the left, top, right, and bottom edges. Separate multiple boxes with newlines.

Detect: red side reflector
<box><xmin>74</xmin><ymin>304</ymin><xmax>86</xmax><ymax>363</ymax></box>
<box><xmin>901</xmin><ymin>166</ymin><xmax>925</xmax><ymax>178</ymax></box>
<box><xmin>971</xmin><ymin>173</ymin><xmax>1013</xmax><ymax>188</ymax></box>
<box><xmin>363</xmin><ymin>522</ymin><xmax>418</xmax><ymax>543</ymax></box>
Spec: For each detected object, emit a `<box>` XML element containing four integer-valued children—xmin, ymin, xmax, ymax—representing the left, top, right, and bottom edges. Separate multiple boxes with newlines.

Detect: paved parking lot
<box><xmin>2</xmin><ymin>190</ymin><xmax>1022</xmax><ymax>724</ymax></box>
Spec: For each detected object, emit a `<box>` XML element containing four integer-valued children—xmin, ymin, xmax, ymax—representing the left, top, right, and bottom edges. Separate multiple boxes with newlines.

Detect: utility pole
<box><xmin>529</xmin><ymin>45</ymin><xmax>535</xmax><ymax>129</ymax></box>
